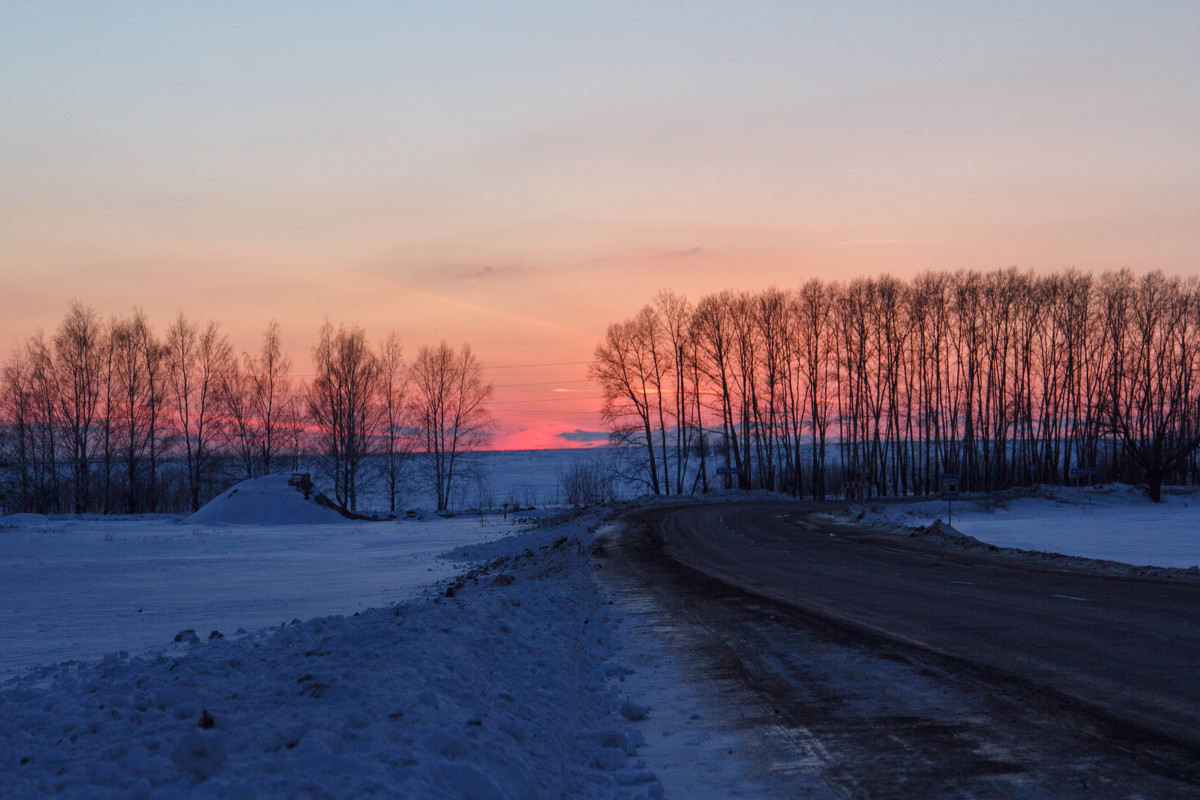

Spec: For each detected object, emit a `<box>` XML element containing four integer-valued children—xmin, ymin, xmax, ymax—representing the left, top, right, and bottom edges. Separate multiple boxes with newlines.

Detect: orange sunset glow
<box><xmin>3</xmin><ymin>3</ymin><xmax>1199</xmax><ymax>450</ymax></box>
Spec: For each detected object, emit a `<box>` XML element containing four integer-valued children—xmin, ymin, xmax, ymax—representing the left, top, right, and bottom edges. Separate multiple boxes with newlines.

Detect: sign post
<box><xmin>940</xmin><ymin>474</ymin><xmax>960</xmax><ymax>527</ymax></box>
<box><xmin>716</xmin><ymin>465</ymin><xmax>739</xmax><ymax>489</ymax></box>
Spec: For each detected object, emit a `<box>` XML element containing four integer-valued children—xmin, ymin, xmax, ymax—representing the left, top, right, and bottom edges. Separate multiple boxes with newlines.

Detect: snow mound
<box><xmin>188</xmin><ymin>474</ymin><xmax>345</xmax><ymax>526</ymax></box>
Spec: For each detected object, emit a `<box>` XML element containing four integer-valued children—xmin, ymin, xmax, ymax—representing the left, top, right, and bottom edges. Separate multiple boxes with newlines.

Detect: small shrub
<box><xmin>558</xmin><ymin>463</ymin><xmax>615</xmax><ymax>506</ymax></box>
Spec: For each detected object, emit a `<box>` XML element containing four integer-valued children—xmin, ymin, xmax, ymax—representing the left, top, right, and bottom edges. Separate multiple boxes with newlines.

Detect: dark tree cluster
<box><xmin>591</xmin><ymin>270</ymin><xmax>1200</xmax><ymax>502</ymax></box>
<box><xmin>0</xmin><ymin>304</ymin><xmax>492</xmax><ymax>515</ymax></box>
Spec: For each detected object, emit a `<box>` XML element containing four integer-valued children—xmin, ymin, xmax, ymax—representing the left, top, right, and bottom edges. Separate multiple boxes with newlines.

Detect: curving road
<box><xmin>604</xmin><ymin>500</ymin><xmax>1200</xmax><ymax>796</ymax></box>
<box><xmin>654</xmin><ymin>502</ymin><xmax>1200</xmax><ymax>747</ymax></box>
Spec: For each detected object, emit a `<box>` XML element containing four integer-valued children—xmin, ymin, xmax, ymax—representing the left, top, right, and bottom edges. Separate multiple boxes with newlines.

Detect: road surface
<box><xmin>598</xmin><ymin>501</ymin><xmax>1200</xmax><ymax>798</ymax></box>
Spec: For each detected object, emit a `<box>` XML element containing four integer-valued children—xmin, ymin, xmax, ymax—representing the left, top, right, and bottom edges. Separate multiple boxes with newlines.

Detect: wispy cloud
<box><xmin>371</xmin><ymin>260</ymin><xmax>517</xmax><ymax>288</ymax></box>
<box><xmin>657</xmin><ymin>246</ymin><xmax>704</xmax><ymax>260</ymax></box>
<box><xmin>832</xmin><ymin>239</ymin><xmax>925</xmax><ymax>248</ymax></box>
<box><xmin>555</xmin><ymin>429</ymin><xmax>609</xmax><ymax>443</ymax></box>
<box><xmin>464</xmin><ymin>265</ymin><xmax>496</xmax><ymax>284</ymax></box>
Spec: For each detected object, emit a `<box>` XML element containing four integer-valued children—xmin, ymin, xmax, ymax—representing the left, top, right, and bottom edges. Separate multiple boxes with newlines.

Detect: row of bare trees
<box><xmin>592</xmin><ymin>270</ymin><xmax>1200</xmax><ymax>502</ymax></box>
<box><xmin>306</xmin><ymin>324</ymin><xmax>493</xmax><ymax>513</ymax></box>
<box><xmin>0</xmin><ymin>303</ymin><xmax>492</xmax><ymax>515</ymax></box>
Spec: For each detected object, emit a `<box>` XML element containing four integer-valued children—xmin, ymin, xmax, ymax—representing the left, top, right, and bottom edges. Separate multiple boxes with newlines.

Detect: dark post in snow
<box><xmin>940</xmin><ymin>474</ymin><xmax>959</xmax><ymax>528</ymax></box>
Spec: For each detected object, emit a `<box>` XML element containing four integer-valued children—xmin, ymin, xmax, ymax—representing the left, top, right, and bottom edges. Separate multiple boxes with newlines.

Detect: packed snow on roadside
<box><xmin>0</xmin><ymin>509</ymin><xmax>671</xmax><ymax>799</ymax></box>
<box><xmin>845</xmin><ymin>483</ymin><xmax>1200</xmax><ymax>569</ymax></box>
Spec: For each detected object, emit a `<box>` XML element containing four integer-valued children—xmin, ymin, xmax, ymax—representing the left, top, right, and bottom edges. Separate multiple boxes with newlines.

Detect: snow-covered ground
<box><xmin>346</xmin><ymin>446</ymin><xmax>634</xmax><ymax>512</ymax></box>
<box><xmin>0</xmin><ymin>513</ymin><xmax>677</xmax><ymax>798</ymax></box>
<box><xmin>8</xmin><ymin>466</ymin><xmax>1200</xmax><ymax>797</ymax></box>
<box><xmin>847</xmin><ymin>483</ymin><xmax>1200</xmax><ymax>569</ymax></box>
<box><xmin>0</xmin><ymin>477</ymin><xmax>523</xmax><ymax>675</ymax></box>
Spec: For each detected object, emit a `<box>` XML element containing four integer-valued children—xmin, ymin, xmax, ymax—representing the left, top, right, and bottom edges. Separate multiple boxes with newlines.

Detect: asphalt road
<box><xmin>652</xmin><ymin>502</ymin><xmax>1200</xmax><ymax>749</ymax></box>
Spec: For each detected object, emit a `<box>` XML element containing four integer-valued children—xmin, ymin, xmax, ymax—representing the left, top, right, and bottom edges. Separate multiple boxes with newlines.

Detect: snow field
<box><xmin>10</xmin><ymin>467</ymin><xmax>1200</xmax><ymax>797</ymax></box>
<box><xmin>848</xmin><ymin>483</ymin><xmax>1200</xmax><ymax>569</ymax></box>
<box><xmin>0</xmin><ymin>478</ymin><xmax>528</xmax><ymax>674</ymax></box>
<box><xmin>0</xmin><ymin>515</ymin><xmax>666</xmax><ymax>799</ymax></box>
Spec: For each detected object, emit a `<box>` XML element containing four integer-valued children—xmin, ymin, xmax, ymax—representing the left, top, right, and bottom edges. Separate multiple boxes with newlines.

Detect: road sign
<box><xmin>716</xmin><ymin>467</ymin><xmax>739</xmax><ymax>476</ymax></box>
<box><xmin>1069</xmin><ymin>467</ymin><xmax>1096</xmax><ymax>477</ymax></box>
<box><xmin>940</xmin><ymin>474</ymin><xmax>960</xmax><ymax>526</ymax></box>
<box><xmin>940</xmin><ymin>474</ymin><xmax>959</xmax><ymax>501</ymax></box>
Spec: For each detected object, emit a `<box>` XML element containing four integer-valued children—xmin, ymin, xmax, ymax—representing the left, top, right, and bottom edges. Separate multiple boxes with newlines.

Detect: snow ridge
<box><xmin>0</xmin><ymin>518</ymin><xmax>662</xmax><ymax>799</ymax></box>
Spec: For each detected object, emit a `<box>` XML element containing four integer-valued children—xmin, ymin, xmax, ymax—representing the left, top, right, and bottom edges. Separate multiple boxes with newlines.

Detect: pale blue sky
<box><xmin>3</xmin><ymin>1</ymin><xmax>1198</xmax><ymax>446</ymax></box>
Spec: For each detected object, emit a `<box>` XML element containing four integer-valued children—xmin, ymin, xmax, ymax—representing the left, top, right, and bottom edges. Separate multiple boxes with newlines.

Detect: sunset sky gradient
<box><xmin>3</xmin><ymin>2</ymin><xmax>1198</xmax><ymax>449</ymax></box>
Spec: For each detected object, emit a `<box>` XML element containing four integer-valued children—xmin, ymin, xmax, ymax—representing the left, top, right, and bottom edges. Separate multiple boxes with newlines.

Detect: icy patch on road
<box><xmin>0</xmin><ymin>516</ymin><xmax>665</xmax><ymax>799</ymax></box>
<box><xmin>591</xmin><ymin>523</ymin><xmax>809</xmax><ymax>799</ymax></box>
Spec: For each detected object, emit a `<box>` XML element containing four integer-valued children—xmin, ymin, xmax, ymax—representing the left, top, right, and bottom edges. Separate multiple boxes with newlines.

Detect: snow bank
<box><xmin>0</xmin><ymin>515</ymin><xmax>665</xmax><ymax>799</ymax></box>
<box><xmin>0</xmin><ymin>513</ymin><xmax>54</xmax><ymax>527</ymax></box>
<box><xmin>846</xmin><ymin>484</ymin><xmax>1200</xmax><ymax>570</ymax></box>
<box><xmin>187</xmin><ymin>474</ymin><xmax>344</xmax><ymax>526</ymax></box>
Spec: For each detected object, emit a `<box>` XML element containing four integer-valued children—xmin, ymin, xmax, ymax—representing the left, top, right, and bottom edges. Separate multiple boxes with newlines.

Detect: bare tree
<box><xmin>0</xmin><ymin>350</ymin><xmax>34</xmax><ymax>512</ymax></box>
<box><xmin>25</xmin><ymin>333</ymin><xmax>61</xmax><ymax>511</ymax></box>
<box><xmin>410</xmin><ymin>341</ymin><xmax>493</xmax><ymax>512</ymax></box>
<box><xmin>796</xmin><ymin>279</ymin><xmax>836</xmax><ymax>498</ymax></box>
<box><xmin>377</xmin><ymin>332</ymin><xmax>413</xmax><ymax>513</ymax></box>
<box><xmin>692</xmin><ymin>291</ymin><xmax>743</xmax><ymax>489</ymax></box>
<box><xmin>656</xmin><ymin>290</ymin><xmax>694</xmax><ymax>495</ymax></box>
<box><xmin>55</xmin><ymin>301</ymin><xmax>105</xmax><ymax>513</ymax></box>
<box><xmin>250</xmin><ymin>320</ymin><xmax>294</xmax><ymax>475</ymax></box>
<box><xmin>98</xmin><ymin>317</ymin><xmax>117</xmax><ymax>514</ymax></box>
<box><xmin>307</xmin><ymin>322</ymin><xmax>381</xmax><ymax>512</ymax></box>
<box><xmin>141</xmin><ymin>320</ymin><xmax>167</xmax><ymax>512</ymax></box>
<box><xmin>220</xmin><ymin>321</ymin><xmax>296</xmax><ymax>481</ymax></box>
<box><xmin>590</xmin><ymin>313</ymin><xmax>663</xmax><ymax>494</ymax></box>
<box><xmin>1108</xmin><ymin>273</ymin><xmax>1200</xmax><ymax>501</ymax></box>
<box><xmin>165</xmin><ymin>314</ymin><xmax>232</xmax><ymax>512</ymax></box>
<box><xmin>219</xmin><ymin>355</ymin><xmax>259</xmax><ymax>481</ymax></box>
<box><xmin>751</xmin><ymin>287</ymin><xmax>788</xmax><ymax>492</ymax></box>
<box><xmin>111</xmin><ymin>310</ymin><xmax>158</xmax><ymax>513</ymax></box>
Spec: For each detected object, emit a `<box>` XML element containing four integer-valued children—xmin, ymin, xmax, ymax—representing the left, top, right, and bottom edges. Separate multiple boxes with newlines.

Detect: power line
<box><xmin>493</xmin><ymin>379</ymin><xmax>592</xmax><ymax>389</ymax></box>
<box><xmin>488</xmin><ymin>398</ymin><xmax>603</xmax><ymax>406</ymax></box>
<box><xmin>485</xmin><ymin>360</ymin><xmax>590</xmax><ymax>370</ymax></box>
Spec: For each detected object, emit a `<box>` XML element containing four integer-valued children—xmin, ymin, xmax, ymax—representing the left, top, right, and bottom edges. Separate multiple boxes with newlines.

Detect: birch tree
<box><xmin>166</xmin><ymin>314</ymin><xmax>232</xmax><ymax>512</ymax></box>
<box><xmin>410</xmin><ymin>341</ymin><xmax>493</xmax><ymax>512</ymax></box>
<box><xmin>307</xmin><ymin>322</ymin><xmax>380</xmax><ymax>512</ymax></box>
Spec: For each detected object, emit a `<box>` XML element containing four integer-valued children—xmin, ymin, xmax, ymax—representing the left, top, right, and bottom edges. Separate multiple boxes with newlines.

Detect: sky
<box><xmin>2</xmin><ymin>2</ymin><xmax>1198</xmax><ymax>449</ymax></box>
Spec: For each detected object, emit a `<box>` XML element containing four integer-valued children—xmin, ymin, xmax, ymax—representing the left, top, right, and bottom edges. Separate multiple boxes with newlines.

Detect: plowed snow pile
<box><xmin>0</xmin><ymin>515</ymin><xmax>669</xmax><ymax>799</ymax></box>
<box><xmin>188</xmin><ymin>475</ymin><xmax>343</xmax><ymax>526</ymax></box>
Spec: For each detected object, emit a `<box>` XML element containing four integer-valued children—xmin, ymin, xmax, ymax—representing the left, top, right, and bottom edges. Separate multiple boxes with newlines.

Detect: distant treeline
<box><xmin>591</xmin><ymin>269</ymin><xmax>1200</xmax><ymax>502</ymax></box>
<box><xmin>0</xmin><ymin>307</ymin><xmax>492</xmax><ymax>515</ymax></box>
